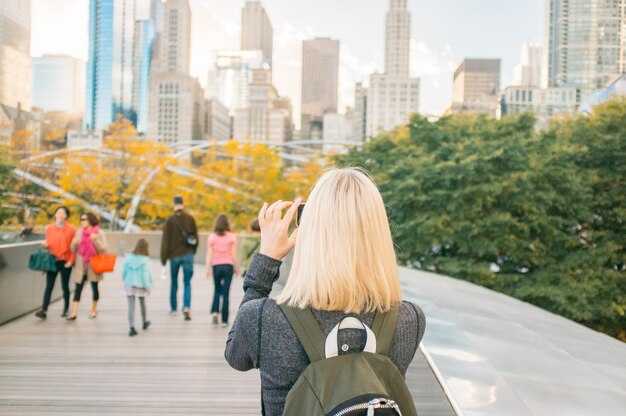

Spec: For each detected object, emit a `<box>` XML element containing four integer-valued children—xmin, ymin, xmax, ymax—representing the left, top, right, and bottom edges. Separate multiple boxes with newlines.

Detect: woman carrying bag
<box><xmin>68</xmin><ymin>212</ymin><xmax>107</xmax><ymax>320</ymax></box>
<box><xmin>35</xmin><ymin>206</ymin><xmax>76</xmax><ymax>319</ymax></box>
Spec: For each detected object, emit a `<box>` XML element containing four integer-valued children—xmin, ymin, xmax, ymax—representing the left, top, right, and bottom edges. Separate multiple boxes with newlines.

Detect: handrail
<box><xmin>0</xmin><ymin>240</ymin><xmax>44</xmax><ymax>249</ymax></box>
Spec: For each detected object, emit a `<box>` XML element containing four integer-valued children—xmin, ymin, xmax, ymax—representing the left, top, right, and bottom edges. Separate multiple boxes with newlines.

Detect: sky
<box><xmin>31</xmin><ymin>0</ymin><xmax>545</xmax><ymax>125</ymax></box>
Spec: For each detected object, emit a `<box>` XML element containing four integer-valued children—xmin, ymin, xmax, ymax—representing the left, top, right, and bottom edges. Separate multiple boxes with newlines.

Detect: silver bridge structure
<box><xmin>12</xmin><ymin>140</ymin><xmax>362</xmax><ymax>232</ymax></box>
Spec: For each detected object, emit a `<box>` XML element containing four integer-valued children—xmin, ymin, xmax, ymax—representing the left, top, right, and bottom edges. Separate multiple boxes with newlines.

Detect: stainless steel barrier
<box><xmin>0</xmin><ymin>241</ymin><xmax>60</xmax><ymax>325</ymax></box>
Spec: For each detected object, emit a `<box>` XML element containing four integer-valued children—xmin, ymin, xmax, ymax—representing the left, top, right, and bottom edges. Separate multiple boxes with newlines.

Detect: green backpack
<box><xmin>279</xmin><ymin>303</ymin><xmax>418</xmax><ymax>416</ymax></box>
<box><xmin>28</xmin><ymin>249</ymin><xmax>58</xmax><ymax>272</ymax></box>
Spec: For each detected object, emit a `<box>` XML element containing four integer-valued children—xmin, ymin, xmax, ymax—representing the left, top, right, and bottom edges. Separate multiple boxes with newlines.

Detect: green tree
<box><xmin>336</xmin><ymin>103</ymin><xmax>625</xmax><ymax>340</ymax></box>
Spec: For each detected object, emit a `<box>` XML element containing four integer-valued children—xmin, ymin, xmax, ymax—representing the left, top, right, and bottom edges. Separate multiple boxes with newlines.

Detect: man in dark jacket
<box><xmin>160</xmin><ymin>196</ymin><xmax>198</xmax><ymax>321</ymax></box>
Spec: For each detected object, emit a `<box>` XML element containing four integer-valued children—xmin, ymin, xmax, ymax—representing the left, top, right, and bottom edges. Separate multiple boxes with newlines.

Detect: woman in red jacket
<box><xmin>35</xmin><ymin>206</ymin><xmax>76</xmax><ymax>319</ymax></box>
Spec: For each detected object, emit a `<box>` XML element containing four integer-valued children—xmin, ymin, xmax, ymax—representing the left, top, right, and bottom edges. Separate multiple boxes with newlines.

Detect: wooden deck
<box><xmin>0</xmin><ymin>260</ymin><xmax>260</xmax><ymax>415</ymax></box>
<box><xmin>0</xmin><ymin>258</ymin><xmax>455</xmax><ymax>415</ymax></box>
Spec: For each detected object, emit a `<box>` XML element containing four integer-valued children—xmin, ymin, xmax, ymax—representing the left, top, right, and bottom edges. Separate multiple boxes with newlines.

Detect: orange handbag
<box><xmin>89</xmin><ymin>254</ymin><xmax>116</xmax><ymax>274</ymax></box>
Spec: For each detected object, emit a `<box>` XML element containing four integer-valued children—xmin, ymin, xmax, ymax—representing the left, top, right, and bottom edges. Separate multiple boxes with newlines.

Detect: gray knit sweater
<box><xmin>225</xmin><ymin>253</ymin><xmax>426</xmax><ymax>415</ymax></box>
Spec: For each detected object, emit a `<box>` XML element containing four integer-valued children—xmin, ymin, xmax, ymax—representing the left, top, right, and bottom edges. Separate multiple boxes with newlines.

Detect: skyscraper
<box><xmin>202</xmin><ymin>98</ymin><xmax>230</xmax><ymax>141</ymax></box>
<box><xmin>133</xmin><ymin>0</ymin><xmax>161</xmax><ymax>132</ymax></box>
<box><xmin>385</xmin><ymin>0</ymin><xmax>410</xmax><ymax>76</ymax></box>
<box><xmin>241</xmin><ymin>1</ymin><xmax>273</xmax><ymax>64</ymax></box>
<box><xmin>32</xmin><ymin>55</ymin><xmax>85</xmax><ymax>115</ymax></box>
<box><xmin>448</xmin><ymin>58</ymin><xmax>501</xmax><ymax>116</ymax></box>
<box><xmin>84</xmin><ymin>0</ymin><xmax>114</xmax><ymax>130</ymax></box>
<box><xmin>155</xmin><ymin>0</ymin><xmax>191</xmax><ymax>74</ymax></box>
<box><xmin>137</xmin><ymin>0</ymin><xmax>164</xmax><ymax>31</ymax></box>
<box><xmin>208</xmin><ymin>50</ymin><xmax>265</xmax><ymax>113</ymax></box>
<box><xmin>301</xmin><ymin>38</ymin><xmax>339</xmax><ymax>139</ymax></box>
<box><xmin>112</xmin><ymin>0</ymin><xmax>138</xmax><ymax>122</ymax></box>
<box><xmin>148</xmin><ymin>0</ymin><xmax>203</xmax><ymax>144</ymax></box>
<box><xmin>512</xmin><ymin>43</ymin><xmax>543</xmax><ymax>88</ymax></box>
<box><xmin>132</xmin><ymin>20</ymin><xmax>156</xmax><ymax>133</ymax></box>
<box><xmin>543</xmin><ymin>0</ymin><xmax>626</xmax><ymax>101</ymax></box>
<box><xmin>151</xmin><ymin>0</ymin><xmax>164</xmax><ymax>32</ymax></box>
<box><xmin>0</xmin><ymin>0</ymin><xmax>32</xmax><ymax>111</ymax></box>
<box><xmin>353</xmin><ymin>82</ymin><xmax>367</xmax><ymax>143</ymax></box>
<box><xmin>84</xmin><ymin>0</ymin><xmax>158</xmax><ymax>130</ymax></box>
<box><xmin>232</xmin><ymin>68</ymin><xmax>292</xmax><ymax>144</ymax></box>
<box><xmin>366</xmin><ymin>0</ymin><xmax>420</xmax><ymax>138</ymax></box>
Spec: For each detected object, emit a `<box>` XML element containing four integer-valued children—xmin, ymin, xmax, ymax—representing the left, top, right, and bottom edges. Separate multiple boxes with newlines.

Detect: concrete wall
<box><xmin>0</xmin><ymin>242</ymin><xmax>61</xmax><ymax>325</ymax></box>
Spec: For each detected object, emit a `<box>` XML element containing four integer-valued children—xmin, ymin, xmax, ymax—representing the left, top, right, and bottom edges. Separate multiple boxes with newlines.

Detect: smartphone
<box><xmin>296</xmin><ymin>203</ymin><xmax>305</xmax><ymax>226</ymax></box>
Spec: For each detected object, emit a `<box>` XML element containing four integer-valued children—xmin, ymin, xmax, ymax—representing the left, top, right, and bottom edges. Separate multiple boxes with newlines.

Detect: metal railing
<box><xmin>0</xmin><ymin>232</ymin><xmax>260</xmax><ymax>324</ymax></box>
<box><xmin>0</xmin><ymin>241</ymin><xmax>60</xmax><ymax>324</ymax></box>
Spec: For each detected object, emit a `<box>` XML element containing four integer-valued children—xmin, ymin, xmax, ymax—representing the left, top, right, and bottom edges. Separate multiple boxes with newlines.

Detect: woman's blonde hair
<box><xmin>277</xmin><ymin>167</ymin><xmax>401</xmax><ymax>313</ymax></box>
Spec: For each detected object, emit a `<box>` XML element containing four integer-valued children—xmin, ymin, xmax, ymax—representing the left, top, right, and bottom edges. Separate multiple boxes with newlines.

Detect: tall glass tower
<box><xmin>112</xmin><ymin>0</ymin><xmax>138</xmax><ymax>124</ymax></box>
<box><xmin>84</xmin><ymin>0</ymin><xmax>114</xmax><ymax>130</ymax></box>
<box><xmin>0</xmin><ymin>0</ymin><xmax>32</xmax><ymax>110</ymax></box>
<box><xmin>543</xmin><ymin>0</ymin><xmax>626</xmax><ymax>101</ymax></box>
<box><xmin>133</xmin><ymin>19</ymin><xmax>156</xmax><ymax>133</ymax></box>
<box><xmin>85</xmin><ymin>0</ymin><xmax>156</xmax><ymax>131</ymax></box>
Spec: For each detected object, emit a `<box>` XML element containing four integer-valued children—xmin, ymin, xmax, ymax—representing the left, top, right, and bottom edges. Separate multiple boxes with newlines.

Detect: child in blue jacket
<box><xmin>123</xmin><ymin>238</ymin><xmax>153</xmax><ymax>336</ymax></box>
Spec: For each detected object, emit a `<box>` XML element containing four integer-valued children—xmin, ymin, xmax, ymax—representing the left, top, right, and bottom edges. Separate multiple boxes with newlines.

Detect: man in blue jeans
<box><xmin>160</xmin><ymin>196</ymin><xmax>198</xmax><ymax>321</ymax></box>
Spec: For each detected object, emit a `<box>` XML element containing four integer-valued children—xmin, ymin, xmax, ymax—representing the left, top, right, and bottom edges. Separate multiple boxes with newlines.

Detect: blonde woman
<box><xmin>225</xmin><ymin>168</ymin><xmax>426</xmax><ymax>415</ymax></box>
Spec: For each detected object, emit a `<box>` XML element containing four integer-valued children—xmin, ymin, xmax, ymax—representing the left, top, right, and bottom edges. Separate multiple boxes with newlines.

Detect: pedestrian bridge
<box><xmin>0</xmin><ymin>235</ymin><xmax>624</xmax><ymax>415</ymax></box>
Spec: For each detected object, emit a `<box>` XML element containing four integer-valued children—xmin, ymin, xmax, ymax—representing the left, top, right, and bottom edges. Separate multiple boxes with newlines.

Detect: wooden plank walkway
<box><xmin>0</xmin><ymin>258</ymin><xmax>455</xmax><ymax>415</ymax></box>
<box><xmin>0</xmin><ymin>259</ymin><xmax>259</xmax><ymax>415</ymax></box>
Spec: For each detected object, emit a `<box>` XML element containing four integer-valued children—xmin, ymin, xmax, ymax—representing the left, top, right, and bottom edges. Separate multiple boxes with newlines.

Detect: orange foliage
<box><xmin>7</xmin><ymin>117</ymin><xmax>327</xmax><ymax>231</ymax></box>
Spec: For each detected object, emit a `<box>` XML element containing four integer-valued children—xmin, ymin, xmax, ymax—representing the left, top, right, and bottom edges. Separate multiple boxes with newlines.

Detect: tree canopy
<box><xmin>336</xmin><ymin>98</ymin><xmax>626</xmax><ymax>341</ymax></box>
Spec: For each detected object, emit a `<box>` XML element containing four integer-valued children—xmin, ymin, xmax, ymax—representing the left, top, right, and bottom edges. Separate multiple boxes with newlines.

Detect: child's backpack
<box><xmin>279</xmin><ymin>303</ymin><xmax>417</xmax><ymax>416</ymax></box>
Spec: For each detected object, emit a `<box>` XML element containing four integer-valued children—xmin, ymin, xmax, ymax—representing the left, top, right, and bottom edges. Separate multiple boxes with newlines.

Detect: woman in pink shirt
<box><xmin>206</xmin><ymin>214</ymin><xmax>238</xmax><ymax>327</ymax></box>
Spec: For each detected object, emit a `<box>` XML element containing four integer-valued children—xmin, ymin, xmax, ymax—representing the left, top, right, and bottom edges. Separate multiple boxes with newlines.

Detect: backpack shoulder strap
<box><xmin>278</xmin><ymin>304</ymin><xmax>326</xmax><ymax>363</ymax></box>
<box><xmin>172</xmin><ymin>214</ymin><xmax>187</xmax><ymax>236</ymax></box>
<box><xmin>371</xmin><ymin>302</ymin><xmax>400</xmax><ymax>356</ymax></box>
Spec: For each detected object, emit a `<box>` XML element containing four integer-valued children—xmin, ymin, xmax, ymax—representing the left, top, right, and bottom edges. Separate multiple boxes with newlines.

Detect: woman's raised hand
<box><xmin>258</xmin><ymin>198</ymin><xmax>301</xmax><ymax>260</ymax></box>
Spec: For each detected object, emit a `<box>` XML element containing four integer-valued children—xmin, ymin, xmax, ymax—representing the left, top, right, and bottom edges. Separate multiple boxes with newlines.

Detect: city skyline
<box><xmin>31</xmin><ymin>0</ymin><xmax>545</xmax><ymax>125</ymax></box>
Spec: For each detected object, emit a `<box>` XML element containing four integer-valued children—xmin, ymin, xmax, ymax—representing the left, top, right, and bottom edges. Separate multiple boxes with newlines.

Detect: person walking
<box><xmin>122</xmin><ymin>238</ymin><xmax>152</xmax><ymax>337</ymax></box>
<box><xmin>35</xmin><ymin>206</ymin><xmax>76</xmax><ymax>319</ymax></box>
<box><xmin>67</xmin><ymin>212</ymin><xmax>107</xmax><ymax>320</ymax></box>
<box><xmin>160</xmin><ymin>196</ymin><xmax>198</xmax><ymax>321</ymax></box>
<box><xmin>205</xmin><ymin>214</ymin><xmax>238</xmax><ymax>327</ymax></box>
<box><xmin>225</xmin><ymin>168</ymin><xmax>426</xmax><ymax>415</ymax></box>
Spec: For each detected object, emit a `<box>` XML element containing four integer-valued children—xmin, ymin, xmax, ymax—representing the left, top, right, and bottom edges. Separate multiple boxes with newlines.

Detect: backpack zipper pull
<box><xmin>367</xmin><ymin>398</ymin><xmax>381</xmax><ymax>416</ymax></box>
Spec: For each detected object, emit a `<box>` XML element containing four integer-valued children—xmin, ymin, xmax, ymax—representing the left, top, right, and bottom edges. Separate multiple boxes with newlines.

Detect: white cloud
<box><xmin>410</xmin><ymin>40</ymin><xmax>457</xmax><ymax>78</ymax></box>
<box><xmin>409</xmin><ymin>40</ymin><xmax>458</xmax><ymax>116</ymax></box>
<box><xmin>338</xmin><ymin>44</ymin><xmax>378</xmax><ymax>113</ymax></box>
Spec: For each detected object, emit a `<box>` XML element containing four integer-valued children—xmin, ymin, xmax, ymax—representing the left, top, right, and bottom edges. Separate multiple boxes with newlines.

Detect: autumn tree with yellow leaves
<box><xmin>3</xmin><ymin>116</ymin><xmax>323</xmax><ymax>231</ymax></box>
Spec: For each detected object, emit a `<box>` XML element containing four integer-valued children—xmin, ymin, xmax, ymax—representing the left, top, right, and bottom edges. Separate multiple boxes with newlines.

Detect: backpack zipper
<box><xmin>333</xmin><ymin>398</ymin><xmax>402</xmax><ymax>416</ymax></box>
